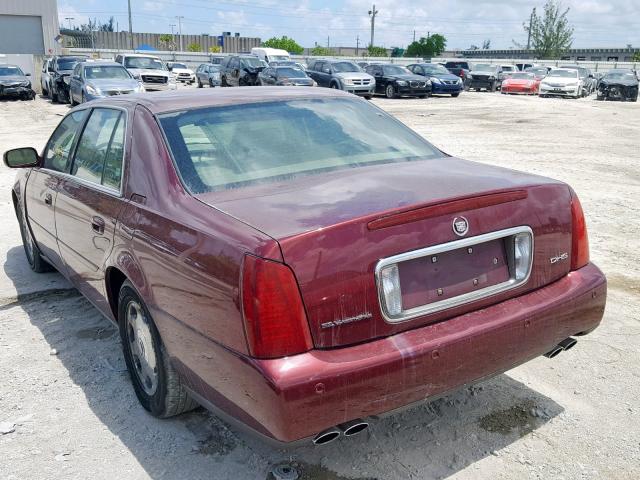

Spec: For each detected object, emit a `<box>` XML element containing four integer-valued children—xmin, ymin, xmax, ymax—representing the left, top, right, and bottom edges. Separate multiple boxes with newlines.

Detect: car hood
<box><xmin>195</xmin><ymin>156</ymin><xmax>559</xmax><ymax>239</ymax></box>
<box><xmin>173</xmin><ymin>68</ymin><xmax>194</xmax><ymax>74</ymax></box>
<box><xmin>87</xmin><ymin>78</ymin><xmax>141</xmax><ymax>90</ymax></box>
<box><xmin>335</xmin><ymin>72</ymin><xmax>374</xmax><ymax>81</ymax></box>
<box><xmin>128</xmin><ymin>68</ymin><xmax>169</xmax><ymax>76</ymax></box>
<box><xmin>542</xmin><ymin>77</ymin><xmax>579</xmax><ymax>85</ymax></box>
<box><xmin>0</xmin><ymin>75</ymin><xmax>30</xmax><ymax>84</ymax></box>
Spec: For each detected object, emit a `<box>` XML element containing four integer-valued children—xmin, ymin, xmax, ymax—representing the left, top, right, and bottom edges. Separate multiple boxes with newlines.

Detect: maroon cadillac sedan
<box><xmin>4</xmin><ymin>88</ymin><xmax>606</xmax><ymax>445</ymax></box>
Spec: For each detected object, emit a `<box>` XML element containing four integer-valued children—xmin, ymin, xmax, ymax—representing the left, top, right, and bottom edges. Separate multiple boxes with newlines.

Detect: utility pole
<box><xmin>356</xmin><ymin>35</ymin><xmax>360</xmax><ymax>56</ymax></box>
<box><xmin>526</xmin><ymin>8</ymin><xmax>536</xmax><ymax>50</ymax></box>
<box><xmin>327</xmin><ymin>36</ymin><xmax>330</xmax><ymax>48</ymax></box>
<box><xmin>64</xmin><ymin>17</ymin><xmax>74</xmax><ymax>30</ymax></box>
<box><xmin>127</xmin><ymin>0</ymin><xmax>133</xmax><ymax>49</ymax></box>
<box><xmin>413</xmin><ymin>30</ymin><xmax>416</xmax><ymax>43</ymax></box>
<box><xmin>176</xmin><ymin>16</ymin><xmax>184</xmax><ymax>51</ymax></box>
<box><xmin>368</xmin><ymin>4</ymin><xmax>378</xmax><ymax>47</ymax></box>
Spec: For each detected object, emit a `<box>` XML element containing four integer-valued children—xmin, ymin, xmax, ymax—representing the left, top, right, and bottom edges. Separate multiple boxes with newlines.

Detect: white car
<box><xmin>168</xmin><ymin>62</ymin><xmax>195</xmax><ymax>84</ymax></box>
<box><xmin>115</xmin><ymin>53</ymin><xmax>177</xmax><ymax>91</ymax></box>
<box><xmin>539</xmin><ymin>69</ymin><xmax>584</xmax><ymax>98</ymax></box>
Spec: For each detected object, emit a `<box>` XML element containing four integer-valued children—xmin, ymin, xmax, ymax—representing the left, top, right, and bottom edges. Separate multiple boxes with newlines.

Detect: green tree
<box><xmin>405</xmin><ymin>34</ymin><xmax>447</xmax><ymax>58</ymax></box>
<box><xmin>159</xmin><ymin>34</ymin><xmax>175</xmax><ymax>51</ymax></box>
<box><xmin>187</xmin><ymin>42</ymin><xmax>202</xmax><ymax>52</ymax></box>
<box><xmin>524</xmin><ymin>1</ymin><xmax>573</xmax><ymax>59</ymax></box>
<box><xmin>367</xmin><ymin>45</ymin><xmax>388</xmax><ymax>57</ymax></box>
<box><xmin>262</xmin><ymin>36</ymin><xmax>304</xmax><ymax>54</ymax></box>
<box><xmin>311</xmin><ymin>46</ymin><xmax>332</xmax><ymax>56</ymax></box>
<box><xmin>391</xmin><ymin>47</ymin><xmax>404</xmax><ymax>57</ymax></box>
<box><xmin>633</xmin><ymin>51</ymin><xmax>640</xmax><ymax>62</ymax></box>
<box><xmin>209</xmin><ymin>45</ymin><xmax>222</xmax><ymax>53</ymax></box>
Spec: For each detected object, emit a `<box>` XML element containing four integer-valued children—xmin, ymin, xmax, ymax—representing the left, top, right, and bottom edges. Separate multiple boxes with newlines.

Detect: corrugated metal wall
<box><xmin>0</xmin><ymin>0</ymin><xmax>60</xmax><ymax>54</ymax></box>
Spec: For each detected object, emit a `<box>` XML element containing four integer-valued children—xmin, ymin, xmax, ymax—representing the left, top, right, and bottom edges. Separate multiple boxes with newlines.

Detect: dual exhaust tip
<box><xmin>544</xmin><ymin>337</ymin><xmax>577</xmax><ymax>359</ymax></box>
<box><xmin>313</xmin><ymin>419</ymin><xmax>369</xmax><ymax>445</ymax></box>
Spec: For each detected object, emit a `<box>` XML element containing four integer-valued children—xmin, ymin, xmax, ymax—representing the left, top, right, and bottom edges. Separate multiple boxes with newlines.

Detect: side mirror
<box><xmin>589</xmin><ymin>74</ymin><xmax>594</xmax><ymax>78</ymax></box>
<box><xmin>25</xmin><ymin>73</ymin><xmax>31</xmax><ymax>77</ymax></box>
<box><xmin>3</xmin><ymin>147</ymin><xmax>40</xmax><ymax>168</ymax></box>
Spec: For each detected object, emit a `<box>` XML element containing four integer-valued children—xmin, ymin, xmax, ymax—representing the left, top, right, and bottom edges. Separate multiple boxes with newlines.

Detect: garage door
<box><xmin>0</xmin><ymin>15</ymin><xmax>45</xmax><ymax>54</ymax></box>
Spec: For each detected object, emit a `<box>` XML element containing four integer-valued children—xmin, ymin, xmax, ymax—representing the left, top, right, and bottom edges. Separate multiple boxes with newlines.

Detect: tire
<box><xmin>197</xmin><ymin>78</ymin><xmax>203</xmax><ymax>88</ymax></box>
<box><xmin>15</xmin><ymin>202</ymin><xmax>53</xmax><ymax>273</ymax></box>
<box><xmin>209</xmin><ymin>79</ymin><xmax>215</xmax><ymax>88</ymax></box>
<box><xmin>385</xmin><ymin>84</ymin><xmax>396</xmax><ymax>99</ymax></box>
<box><xmin>81</xmin><ymin>92</ymin><xmax>86</xmax><ymax>104</ymax></box>
<box><xmin>418</xmin><ymin>94</ymin><xmax>427</xmax><ymax>98</ymax></box>
<box><xmin>51</xmin><ymin>88</ymin><xmax>58</xmax><ymax>103</ymax></box>
<box><xmin>330</xmin><ymin>82</ymin><xmax>339</xmax><ymax>89</ymax></box>
<box><xmin>451</xmin><ymin>92</ymin><xmax>460</xmax><ymax>97</ymax></box>
<box><xmin>364</xmin><ymin>95</ymin><xmax>372</xmax><ymax>100</ymax></box>
<box><xmin>42</xmin><ymin>86</ymin><xmax>49</xmax><ymax>97</ymax></box>
<box><xmin>70</xmin><ymin>93</ymin><xmax>77</xmax><ymax>106</ymax></box>
<box><xmin>596</xmin><ymin>95</ymin><xmax>604</xmax><ymax>101</ymax></box>
<box><xmin>490</xmin><ymin>82</ymin><xmax>497</xmax><ymax>92</ymax></box>
<box><xmin>118</xmin><ymin>281</ymin><xmax>198</xmax><ymax>418</ymax></box>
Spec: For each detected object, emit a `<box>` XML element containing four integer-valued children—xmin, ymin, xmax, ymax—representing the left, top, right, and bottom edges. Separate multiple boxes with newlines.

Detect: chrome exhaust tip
<box><xmin>544</xmin><ymin>346</ymin><xmax>563</xmax><ymax>359</ymax></box>
<box><xmin>558</xmin><ymin>337</ymin><xmax>577</xmax><ymax>351</ymax></box>
<box><xmin>312</xmin><ymin>428</ymin><xmax>341</xmax><ymax>445</ymax></box>
<box><xmin>338</xmin><ymin>419</ymin><xmax>369</xmax><ymax>437</ymax></box>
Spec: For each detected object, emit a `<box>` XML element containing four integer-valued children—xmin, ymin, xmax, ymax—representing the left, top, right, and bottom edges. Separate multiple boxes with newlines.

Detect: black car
<box><xmin>258</xmin><ymin>66</ymin><xmax>315</xmax><ymax>86</ymax></box>
<box><xmin>597</xmin><ymin>69</ymin><xmax>639</xmax><ymax>102</ymax></box>
<box><xmin>220</xmin><ymin>55</ymin><xmax>268</xmax><ymax>87</ymax></box>
<box><xmin>0</xmin><ymin>64</ymin><xmax>35</xmax><ymax>100</ymax></box>
<box><xmin>444</xmin><ymin>61</ymin><xmax>472</xmax><ymax>89</ymax></box>
<box><xmin>48</xmin><ymin>55</ymin><xmax>88</xmax><ymax>103</ymax></box>
<box><xmin>468</xmin><ymin>64</ymin><xmax>500</xmax><ymax>92</ymax></box>
<box><xmin>365</xmin><ymin>63</ymin><xmax>431</xmax><ymax>98</ymax></box>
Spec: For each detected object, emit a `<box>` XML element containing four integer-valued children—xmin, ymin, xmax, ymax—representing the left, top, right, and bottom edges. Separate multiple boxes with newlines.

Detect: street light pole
<box><xmin>368</xmin><ymin>4</ymin><xmax>379</xmax><ymax>48</ymax></box>
<box><xmin>176</xmin><ymin>16</ymin><xmax>184</xmax><ymax>52</ymax></box>
<box><xmin>64</xmin><ymin>17</ymin><xmax>74</xmax><ymax>30</ymax></box>
<box><xmin>127</xmin><ymin>0</ymin><xmax>133</xmax><ymax>49</ymax></box>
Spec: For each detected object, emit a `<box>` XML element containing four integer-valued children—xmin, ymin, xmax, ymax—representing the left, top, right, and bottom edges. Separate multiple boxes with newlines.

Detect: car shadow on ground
<box><xmin>3</xmin><ymin>245</ymin><xmax>563</xmax><ymax>480</ymax></box>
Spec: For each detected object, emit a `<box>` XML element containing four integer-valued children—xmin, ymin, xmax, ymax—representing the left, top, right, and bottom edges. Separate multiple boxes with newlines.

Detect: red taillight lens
<box><xmin>570</xmin><ymin>189</ymin><xmax>590</xmax><ymax>270</ymax></box>
<box><xmin>241</xmin><ymin>255</ymin><xmax>313</xmax><ymax>359</ymax></box>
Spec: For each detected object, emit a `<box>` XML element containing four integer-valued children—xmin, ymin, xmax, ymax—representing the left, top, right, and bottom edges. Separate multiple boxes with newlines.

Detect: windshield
<box><xmin>382</xmin><ymin>65</ymin><xmax>411</xmax><ymax>76</ymax></box>
<box><xmin>445</xmin><ymin>62</ymin><xmax>468</xmax><ymax>69</ymax></box>
<box><xmin>172</xmin><ymin>63</ymin><xmax>187</xmax><ymax>69</ymax></box>
<box><xmin>159</xmin><ymin>98</ymin><xmax>442</xmax><ymax>193</ymax></box>
<box><xmin>501</xmin><ymin>66</ymin><xmax>516</xmax><ymax>72</ymax></box>
<box><xmin>423</xmin><ymin>64</ymin><xmax>449</xmax><ymax>74</ymax></box>
<box><xmin>548</xmin><ymin>69</ymin><xmax>578</xmax><ymax>78</ymax></box>
<box><xmin>276</xmin><ymin>68</ymin><xmax>306</xmax><ymax>78</ymax></box>
<box><xmin>0</xmin><ymin>66</ymin><xmax>24</xmax><ymax>76</ymax></box>
<box><xmin>125</xmin><ymin>57</ymin><xmax>166</xmax><ymax>70</ymax></box>
<box><xmin>332</xmin><ymin>62</ymin><xmax>361</xmax><ymax>73</ymax></box>
<box><xmin>58</xmin><ymin>58</ymin><xmax>84</xmax><ymax>70</ymax></box>
<box><xmin>270</xmin><ymin>55</ymin><xmax>290</xmax><ymax>62</ymax></box>
<box><xmin>605</xmin><ymin>71</ymin><xmax>637</xmax><ymax>81</ymax></box>
<box><xmin>472</xmin><ymin>64</ymin><xmax>496</xmax><ymax>72</ymax></box>
<box><xmin>84</xmin><ymin>66</ymin><xmax>131</xmax><ymax>80</ymax></box>
<box><xmin>241</xmin><ymin>57</ymin><xmax>265</xmax><ymax>68</ymax></box>
<box><xmin>526</xmin><ymin>67</ymin><xmax>547</xmax><ymax>75</ymax></box>
<box><xmin>511</xmin><ymin>73</ymin><xmax>535</xmax><ymax>80</ymax></box>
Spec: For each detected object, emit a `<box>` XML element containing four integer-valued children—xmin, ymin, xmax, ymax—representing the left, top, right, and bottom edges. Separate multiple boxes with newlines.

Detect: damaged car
<box><xmin>0</xmin><ymin>65</ymin><xmax>35</xmax><ymax>100</ymax></box>
<box><xmin>4</xmin><ymin>88</ymin><xmax>607</xmax><ymax>445</ymax></box>
<box><xmin>596</xmin><ymin>69</ymin><xmax>639</xmax><ymax>102</ymax></box>
<box><xmin>49</xmin><ymin>56</ymin><xmax>88</xmax><ymax>103</ymax></box>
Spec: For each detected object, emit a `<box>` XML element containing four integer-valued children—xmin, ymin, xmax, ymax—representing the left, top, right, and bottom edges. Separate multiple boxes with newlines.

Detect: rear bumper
<box><xmin>172</xmin><ymin>262</ymin><xmax>606</xmax><ymax>443</ymax></box>
<box><xmin>469</xmin><ymin>79</ymin><xmax>495</xmax><ymax>89</ymax></box>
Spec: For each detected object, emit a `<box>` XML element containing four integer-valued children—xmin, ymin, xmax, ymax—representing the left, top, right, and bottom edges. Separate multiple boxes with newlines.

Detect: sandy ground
<box><xmin>0</xmin><ymin>87</ymin><xmax>639</xmax><ymax>480</ymax></box>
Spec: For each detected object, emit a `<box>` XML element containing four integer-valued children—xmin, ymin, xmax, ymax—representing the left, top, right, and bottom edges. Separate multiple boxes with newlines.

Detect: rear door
<box><xmin>55</xmin><ymin>107</ymin><xmax>127</xmax><ymax>312</ymax></box>
<box><xmin>25</xmin><ymin>109</ymin><xmax>87</xmax><ymax>272</ymax></box>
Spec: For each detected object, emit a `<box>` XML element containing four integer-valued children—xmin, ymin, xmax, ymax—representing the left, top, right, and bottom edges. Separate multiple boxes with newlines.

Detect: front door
<box><xmin>25</xmin><ymin>109</ymin><xmax>88</xmax><ymax>272</ymax></box>
<box><xmin>55</xmin><ymin>107</ymin><xmax>127</xmax><ymax>312</ymax></box>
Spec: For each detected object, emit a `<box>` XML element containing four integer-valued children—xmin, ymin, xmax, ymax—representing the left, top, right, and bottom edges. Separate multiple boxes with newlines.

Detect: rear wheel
<box><xmin>451</xmin><ymin>92</ymin><xmax>460</xmax><ymax>97</ymax></box>
<box><xmin>385</xmin><ymin>84</ymin><xmax>396</xmax><ymax>99</ymax></box>
<box><xmin>15</xmin><ymin>202</ymin><xmax>53</xmax><ymax>273</ymax></box>
<box><xmin>209</xmin><ymin>79</ymin><xmax>215</xmax><ymax>88</ymax></box>
<box><xmin>118</xmin><ymin>281</ymin><xmax>198</xmax><ymax>418</ymax></box>
<box><xmin>51</xmin><ymin>88</ymin><xmax>58</xmax><ymax>103</ymax></box>
<box><xmin>364</xmin><ymin>95</ymin><xmax>372</xmax><ymax>100</ymax></box>
<box><xmin>330</xmin><ymin>82</ymin><xmax>339</xmax><ymax>89</ymax></box>
<box><xmin>197</xmin><ymin>78</ymin><xmax>203</xmax><ymax>88</ymax></box>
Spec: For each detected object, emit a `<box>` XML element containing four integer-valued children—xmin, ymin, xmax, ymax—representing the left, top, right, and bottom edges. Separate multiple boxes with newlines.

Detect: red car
<box><xmin>4</xmin><ymin>88</ymin><xmax>606</xmax><ymax>445</ymax></box>
<box><xmin>501</xmin><ymin>72</ymin><xmax>541</xmax><ymax>95</ymax></box>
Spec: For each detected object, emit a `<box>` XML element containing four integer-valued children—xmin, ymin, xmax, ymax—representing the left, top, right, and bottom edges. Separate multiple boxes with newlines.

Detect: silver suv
<box><xmin>306</xmin><ymin>59</ymin><xmax>375</xmax><ymax>98</ymax></box>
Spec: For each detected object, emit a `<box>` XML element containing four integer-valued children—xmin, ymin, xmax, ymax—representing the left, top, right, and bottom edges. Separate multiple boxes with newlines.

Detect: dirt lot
<box><xmin>1</xmin><ymin>88</ymin><xmax>639</xmax><ymax>480</ymax></box>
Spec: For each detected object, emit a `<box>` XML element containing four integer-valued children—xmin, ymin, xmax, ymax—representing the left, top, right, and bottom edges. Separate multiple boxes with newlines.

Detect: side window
<box><xmin>71</xmin><ymin>108</ymin><xmax>124</xmax><ymax>189</ymax></box>
<box><xmin>43</xmin><ymin>110</ymin><xmax>87</xmax><ymax>172</ymax></box>
<box><xmin>115</xmin><ymin>55</ymin><xmax>122</xmax><ymax>64</ymax></box>
<box><xmin>73</xmin><ymin>64</ymin><xmax>81</xmax><ymax>77</ymax></box>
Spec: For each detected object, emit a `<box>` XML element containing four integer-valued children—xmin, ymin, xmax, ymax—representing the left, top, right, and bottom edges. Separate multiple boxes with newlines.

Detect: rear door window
<box><xmin>71</xmin><ymin>108</ymin><xmax>125</xmax><ymax>190</ymax></box>
<box><xmin>43</xmin><ymin>110</ymin><xmax>88</xmax><ymax>172</ymax></box>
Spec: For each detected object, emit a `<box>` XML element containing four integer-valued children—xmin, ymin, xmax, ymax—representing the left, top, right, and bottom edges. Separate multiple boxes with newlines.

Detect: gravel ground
<box><xmin>0</xmin><ymin>87</ymin><xmax>638</xmax><ymax>480</ymax></box>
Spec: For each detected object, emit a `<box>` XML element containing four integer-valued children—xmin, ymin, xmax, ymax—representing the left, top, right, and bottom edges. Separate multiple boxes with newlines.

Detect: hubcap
<box><xmin>387</xmin><ymin>85</ymin><xmax>394</xmax><ymax>97</ymax></box>
<box><xmin>126</xmin><ymin>300</ymin><xmax>158</xmax><ymax>396</ymax></box>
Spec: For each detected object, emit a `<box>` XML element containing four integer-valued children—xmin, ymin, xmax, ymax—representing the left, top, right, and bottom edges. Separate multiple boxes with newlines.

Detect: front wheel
<box><xmin>197</xmin><ymin>78</ymin><xmax>203</xmax><ymax>88</ymax></box>
<box><xmin>451</xmin><ymin>92</ymin><xmax>460</xmax><ymax>97</ymax></box>
<box><xmin>118</xmin><ymin>281</ymin><xmax>198</xmax><ymax>418</ymax></box>
<box><xmin>490</xmin><ymin>82</ymin><xmax>497</xmax><ymax>92</ymax></box>
<box><xmin>364</xmin><ymin>95</ymin><xmax>372</xmax><ymax>100</ymax></box>
<box><xmin>385</xmin><ymin>84</ymin><xmax>396</xmax><ymax>99</ymax></box>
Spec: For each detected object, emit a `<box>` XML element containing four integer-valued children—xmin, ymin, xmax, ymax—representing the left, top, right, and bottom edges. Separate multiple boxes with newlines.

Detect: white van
<box><xmin>250</xmin><ymin>47</ymin><xmax>291</xmax><ymax>64</ymax></box>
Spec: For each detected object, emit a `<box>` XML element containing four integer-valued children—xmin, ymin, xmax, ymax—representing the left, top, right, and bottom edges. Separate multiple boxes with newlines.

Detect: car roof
<box><xmin>84</xmin><ymin>86</ymin><xmax>352</xmax><ymax>114</ymax></box>
<box><xmin>80</xmin><ymin>61</ymin><xmax>122</xmax><ymax>67</ymax></box>
<box><xmin>123</xmin><ymin>53</ymin><xmax>162</xmax><ymax>58</ymax></box>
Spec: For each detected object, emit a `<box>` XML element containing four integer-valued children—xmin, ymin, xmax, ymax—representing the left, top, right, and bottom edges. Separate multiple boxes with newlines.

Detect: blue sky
<box><xmin>57</xmin><ymin>0</ymin><xmax>640</xmax><ymax>50</ymax></box>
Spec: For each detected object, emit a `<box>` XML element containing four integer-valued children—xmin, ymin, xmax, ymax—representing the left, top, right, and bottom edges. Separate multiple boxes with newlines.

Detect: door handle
<box><xmin>44</xmin><ymin>193</ymin><xmax>52</xmax><ymax>205</ymax></box>
<box><xmin>91</xmin><ymin>216</ymin><xmax>105</xmax><ymax>234</ymax></box>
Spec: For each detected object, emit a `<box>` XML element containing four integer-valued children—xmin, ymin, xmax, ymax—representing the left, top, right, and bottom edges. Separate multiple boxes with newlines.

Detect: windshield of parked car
<box><xmin>526</xmin><ymin>67</ymin><xmax>547</xmax><ymax>75</ymax></box>
<box><xmin>445</xmin><ymin>62</ymin><xmax>468</xmax><ymax>69</ymax></box>
<box><xmin>332</xmin><ymin>62</ymin><xmax>361</xmax><ymax>73</ymax></box>
<box><xmin>0</xmin><ymin>66</ymin><xmax>24</xmax><ymax>76</ymax></box>
<box><xmin>422</xmin><ymin>64</ymin><xmax>449</xmax><ymax>74</ymax></box>
<box><xmin>241</xmin><ymin>57</ymin><xmax>266</xmax><ymax>68</ymax></box>
<box><xmin>58</xmin><ymin>58</ymin><xmax>84</xmax><ymax>70</ymax></box>
<box><xmin>125</xmin><ymin>57</ymin><xmax>166</xmax><ymax>70</ymax></box>
<box><xmin>172</xmin><ymin>63</ymin><xmax>187</xmax><ymax>69</ymax></box>
<box><xmin>547</xmin><ymin>69</ymin><xmax>578</xmax><ymax>78</ymax></box>
<box><xmin>511</xmin><ymin>73</ymin><xmax>535</xmax><ymax>80</ymax></box>
<box><xmin>159</xmin><ymin>98</ymin><xmax>443</xmax><ymax>193</ymax></box>
<box><xmin>472</xmin><ymin>64</ymin><xmax>496</xmax><ymax>72</ymax></box>
<box><xmin>501</xmin><ymin>66</ymin><xmax>516</xmax><ymax>72</ymax></box>
<box><xmin>275</xmin><ymin>67</ymin><xmax>306</xmax><ymax>78</ymax></box>
<box><xmin>84</xmin><ymin>66</ymin><xmax>131</xmax><ymax>80</ymax></box>
<box><xmin>270</xmin><ymin>55</ymin><xmax>290</xmax><ymax>62</ymax></box>
<box><xmin>382</xmin><ymin>65</ymin><xmax>412</xmax><ymax>76</ymax></box>
<box><xmin>604</xmin><ymin>71</ymin><xmax>637</xmax><ymax>81</ymax></box>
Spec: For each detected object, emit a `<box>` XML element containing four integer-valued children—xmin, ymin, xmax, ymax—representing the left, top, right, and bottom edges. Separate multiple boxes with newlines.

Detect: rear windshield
<box><xmin>84</xmin><ymin>66</ymin><xmax>131</xmax><ymax>79</ymax></box>
<box><xmin>159</xmin><ymin>99</ymin><xmax>442</xmax><ymax>193</ymax></box>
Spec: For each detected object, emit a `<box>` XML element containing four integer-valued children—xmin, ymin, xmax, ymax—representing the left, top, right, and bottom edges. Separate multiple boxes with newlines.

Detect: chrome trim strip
<box><xmin>375</xmin><ymin>226</ymin><xmax>534</xmax><ymax>323</ymax></box>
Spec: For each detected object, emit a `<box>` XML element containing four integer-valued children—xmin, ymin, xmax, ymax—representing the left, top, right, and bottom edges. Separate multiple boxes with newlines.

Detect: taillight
<box><xmin>241</xmin><ymin>255</ymin><xmax>313</xmax><ymax>359</ymax></box>
<box><xmin>570</xmin><ymin>189</ymin><xmax>590</xmax><ymax>270</ymax></box>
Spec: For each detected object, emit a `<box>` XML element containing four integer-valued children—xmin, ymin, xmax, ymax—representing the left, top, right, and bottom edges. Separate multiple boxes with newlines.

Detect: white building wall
<box><xmin>1</xmin><ymin>0</ymin><xmax>60</xmax><ymax>54</ymax></box>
